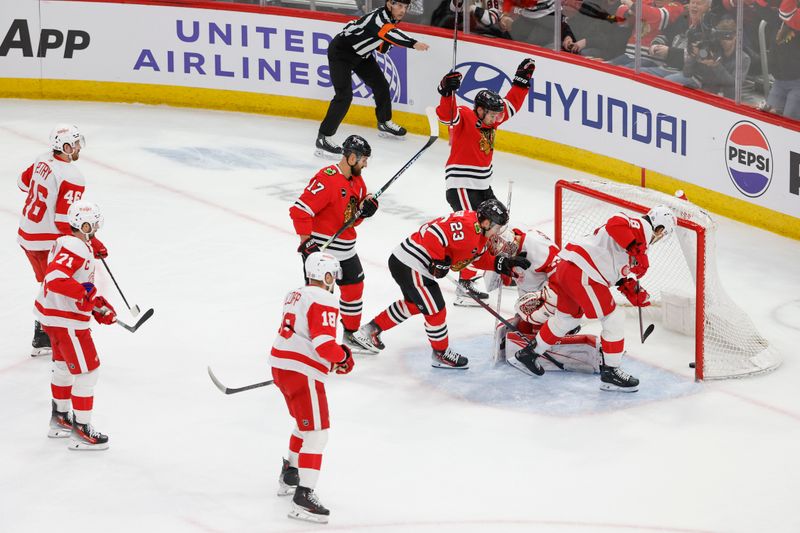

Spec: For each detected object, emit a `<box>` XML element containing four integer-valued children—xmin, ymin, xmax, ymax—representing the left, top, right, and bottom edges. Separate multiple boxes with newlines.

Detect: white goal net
<box><xmin>555</xmin><ymin>179</ymin><xmax>781</xmax><ymax>380</ymax></box>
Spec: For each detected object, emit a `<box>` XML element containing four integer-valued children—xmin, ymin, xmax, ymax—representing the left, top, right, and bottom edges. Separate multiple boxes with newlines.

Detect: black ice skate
<box><xmin>432</xmin><ymin>347</ymin><xmax>469</xmax><ymax>369</ymax></box>
<box><xmin>348</xmin><ymin>320</ymin><xmax>384</xmax><ymax>354</ymax></box>
<box><xmin>68</xmin><ymin>422</ymin><xmax>109</xmax><ymax>451</ymax></box>
<box><xmin>277</xmin><ymin>458</ymin><xmax>299</xmax><ymax>496</ymax></box>
<box><xmin>507</xmin><ymin>344</ymin><xmax>545</xmax><ymax>377</ymax></box>
<box><xmin>31</xmin><ymin>320</ymin><xmax>52</xmax><ymax>357</ymax></box>
<box><xmin>289</xmin><ymin>486</ymin><xmax>330</xmax><ymax>524</ymax></box>
<box><xmin>314</xmin><ymin>134</ymin><xmax>342</xmax><ymax>159</ymax></box>
<box><xmin>454</xmin><ymin>279</ymin><xmax>489</xmax><ymax>307</ymax></box>
<box><xmin>377</xmin><ymin>120</ymin><xmax>407</xmax><ymax>139</ymax></box>
<box><xmin>600</xmin><ymin>365</ymin><xmax>639</xmax><ymax>393</ymax></box>
<box><xmin>48</xmin><ymin>400</ymin><xmax>73</xmax><ymax>438</ymax></box>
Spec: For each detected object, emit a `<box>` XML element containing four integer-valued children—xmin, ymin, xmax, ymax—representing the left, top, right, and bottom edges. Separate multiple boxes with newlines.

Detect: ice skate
<box><xmin>600</xmin><ymin>365</ymin><xmax>639</xmax><ymax>392</ymax></box>
<box><xmin>31</xmin><ymin>321</ymin><xmax>52</xmax><ymax>357</ymax></box>
<box><xmin>289</xmin><ymin>486</ymin><xmax>330</xmax><ymax>524</ymax></box>
<box><xmin>314</xmin><ymin>134</ymin><xmax>342</xmax><ymax>159</ymax></box>
<box><xmin>47</xmin><ymin>400</ymin><xmax>73</xmax><ymax>438</ymax></box>
<box><xmin>507</xmin><ymin>344</ymin><xmax>545</xmax><ymax>376</ymax></box>
<box><xmin>453</xmin><ymin>278</ymin><xmax>489</xmax><ymax>307</ymax></box>
<box><xmin>277</xmin><ymin>458</ymin><xmax>299</xmax><ymax>496</ymax></box>
<box><xmin>431</xmin><ymin>347</ymin><xmax>469</xmax><ymax>369</ymax></box>
<box><xmin>377</xmin><ymin>120</ymin><xmax>407</xmax><ymax>139</ymax></box>
<box><xmin>343</xmin><ymin>328</ymin><xmax>379</xmax><ymax>355</ymax></box>
<box><xmin>348</xmin><ymin>320</ymin><xmax>384</xmax><ymax>354</ymax></box>
<box><xmin>68</xmin><ymin>422</ymin><xmax>109</xmax><ymax>450</ymax></box>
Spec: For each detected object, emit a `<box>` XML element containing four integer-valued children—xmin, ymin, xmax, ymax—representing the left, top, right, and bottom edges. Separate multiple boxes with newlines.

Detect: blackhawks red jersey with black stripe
<box><xmin>393</xmin><ymin>210</ymin><xmax>498</xmax><ymax>280</ymax></box>
<box><xmin>34</xmin><ymin>235</ymin><xmax>95</xmax><ymax>329</ymax></box>
<box><xmin>289</xmin><ymin>164</ymin><xmax>368</xmax><ymax>260</ymax></box>
<box><xmin>17</xmin><ymin>153</ymin><xmax>86</xmax><ymax>251</ymax></box>
<box><xmin>435</xmin><ymin>84</ymin><xmax>528</xmax><ymax>191</ymax></box>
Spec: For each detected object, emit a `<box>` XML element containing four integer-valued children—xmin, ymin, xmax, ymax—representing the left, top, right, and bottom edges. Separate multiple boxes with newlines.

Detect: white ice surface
<box><xmin>1</xmin><ymin>100</ymin><xmax>799</xmax><ymax>533</ymax></box>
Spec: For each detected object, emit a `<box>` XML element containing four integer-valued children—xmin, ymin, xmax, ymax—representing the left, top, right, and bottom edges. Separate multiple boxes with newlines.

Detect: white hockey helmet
<box><xmin>67</xmin><ymin>200</ymin><xmax>104</xmax><ymax>236</ymax></box>
<box><xmin>305</xmin><ymin>252</ymin><xmax>342</xmax><ymax>289</ymax></box>
<box><xmin>488</xmin><ymin>226</ymin><xmax>520</xmax><ymax>256</ymax></box>
<box><xmin>50</xmin><ymin>123</ymin><xmax>85</xmax><ymax>154</ymax></box>
<box><xmin>646</xmin><ymin>205</ymin><xmax>677</xmax><ymax>241</ymax></box>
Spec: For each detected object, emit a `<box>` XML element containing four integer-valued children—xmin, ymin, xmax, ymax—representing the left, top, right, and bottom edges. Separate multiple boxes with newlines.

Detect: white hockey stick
<box><xmin>491</xmin><ymin>180</ymin><xmax>513</xmax><ymax>365</ymax></box>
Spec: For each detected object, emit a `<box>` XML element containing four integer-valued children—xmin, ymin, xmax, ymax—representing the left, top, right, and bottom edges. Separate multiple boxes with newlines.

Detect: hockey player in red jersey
<box><xmin>36</xmin><ymin>200</ymin><xmax>116</xmax><ymax>450</ymax></box>
<box><xmin>508</xmin><ymin>205</ymin><xmax>677</xmax><ymax>392</ymax></box>
<box><xmin>17</xmin><ymin>124</ymin><xmax>108</xmax><ymax>357</ymax></box>
<box><xmin>289</xmin><ymin>135</ymin><xmax>379</xmax><ymax>355</ymax></box>
<box><xmin>350</xmin><ymin>199</ymin><xmax>531</xmax><ymax>368</ymax></box>
<box><xmin>270</xmin><ymin>252</ymin><xmax>355</xmax><ymax>524</ymax></box>
<box><xmin>435</xmin><ymin>58</ymin><xmax>535</xmax><ymax>306</ymax></box>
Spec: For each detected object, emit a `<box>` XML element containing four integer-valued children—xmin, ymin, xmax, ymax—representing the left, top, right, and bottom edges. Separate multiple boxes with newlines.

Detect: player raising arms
<box><xmin>17</xmin><ymin>124</ymin><xmax>108</xmax><ymax>357</ymax></box>
<box><xmin>435</xmin><ymin>58</ymin><xmax>536</xmax><ymax>305</ymax></box>
<box><xmin>270</xmin><ymin>252</ymin><xmax>355</xmax><ymax>524</ymax></box>
<box><xmin>508</xmin><ymin>206</ymin><xmax>677</xmax><ymax>392</ymax></box>
<box><xmin>36</xmin><ymin>201</ymin><xmax>117</xmax><ymax>450</ymax></box>
<box><xmin>350</xmin><ymin>199</ymin><xmax>531</xmax><ymax>368</ymax></box>
<box><xmin>289</xmin><ymin>135</ymin><xmax>379</xmax><ymax>354</ymax></box>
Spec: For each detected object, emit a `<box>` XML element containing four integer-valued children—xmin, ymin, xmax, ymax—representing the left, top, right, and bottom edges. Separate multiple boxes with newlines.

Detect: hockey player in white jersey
<box><xmin>36</xmin><ymin>200</ymin><xmax>117</xmax><ymax>450</ymax></box>
<box><xmin>270</xmin><ymin>252</ymin><xmax>355</xmax><ymax>524</ymax></box>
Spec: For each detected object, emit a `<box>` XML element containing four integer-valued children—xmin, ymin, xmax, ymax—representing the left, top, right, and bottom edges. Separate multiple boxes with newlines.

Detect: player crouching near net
<box><xmin>35</xmin><ymin>201</ymin><xmax>117</xmax><ymax>450</ymax></box>
<box><xmin>485</xmin><ymin>227</ymin><xmax>603</xmax><ymax>374</ymax></box>
<box><xmin>350</xmin><ymin>199</ymin><xmax>531</xmax><ymax>369</ymax></box>
<box><xmin>507</xmin><ymin>206</ymin><xmax>677</xmax><ymax>392</ymax></box>
<box><xmin>270</xmin><ymin>252</ymin><xmax>355</xmax><ymax>524</ymax></box>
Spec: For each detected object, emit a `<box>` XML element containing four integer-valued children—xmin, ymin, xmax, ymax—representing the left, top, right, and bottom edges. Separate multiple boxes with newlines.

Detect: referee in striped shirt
<box><xmin>315</xmin><ymin>0</ymin><xmax>430</xmax><ymax>158</ymax></box>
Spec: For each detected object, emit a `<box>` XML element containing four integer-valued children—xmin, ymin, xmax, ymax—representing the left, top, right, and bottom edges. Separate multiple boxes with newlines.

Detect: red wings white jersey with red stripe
<box><xmin>270</xmin><ymin>285</ymin><xmax>345</xmax><ymax>383</ymax></box>
<box><xmin>34</xmin><ymin>235</ymin><xmax>95</xmax><ymax>329</ymax></box>
<box><xmin>17</xmin><ymin>153</ymin><xmax>86</xmax><ymax>251</ymax></box>
<box><xmin>393</xmin><ymin>210</ymin><xmax>497</xmax><ymax>280</ymax></box>
<box><xmin>516</xmin><ymin>229</ymin><xmax>560</xmax><ymax>293</ymax></box>
<box><xmin>289</xmin><ymin>164</ymin><xmax>368</xmax><ymax>260</ymax></box>
<box><xmin>558</xmin><ymin>213</ymin><xmax>647</xmax><ymax>286</ymax></box>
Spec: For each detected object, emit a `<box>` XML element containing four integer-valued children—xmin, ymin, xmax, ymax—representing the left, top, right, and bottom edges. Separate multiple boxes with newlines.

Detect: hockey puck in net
<box><xmin>689</xmin><ymin>362</ymin><xmax>696</xmax><ymax>368</ymax></box>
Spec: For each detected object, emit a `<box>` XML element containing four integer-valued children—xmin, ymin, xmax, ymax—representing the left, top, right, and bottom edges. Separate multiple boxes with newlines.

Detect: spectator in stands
<box><xmin>644</xmin><ymin>0</ymin><xmax>713</xmax><ymax>75</ymax></box>
<box><xmin>500</xmin><ymin>0</ymin><xmax>580</xmax><ymax>50</ymax></box>
<box><xmin>563</xmin><ymin>0</ymin><xmax>629</xmax><ymax>59</ymax></box>
<box><xmin>761</xmin><ymin>0</ymin><xmax>800</xmax><ymax>119</ymax></box>
<box><xmin>430</xmin><ymin>0</ymin><xmax>512</xmax><ymax>38</ymax></box>
<box><xmin>608</xmin><ymin>0</ymin><xmax>685</xmax><ymax>68</ymax></box>
<box><xmin>665</xmin><ymin>17</ymin><xmax>751</xmax><ymax>99</ymax></box>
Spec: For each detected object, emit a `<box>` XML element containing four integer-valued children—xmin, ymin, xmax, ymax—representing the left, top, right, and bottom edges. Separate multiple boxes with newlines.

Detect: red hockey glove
<box><xmin>438</xmin><ymin>71</ymin><xmax>463</xmax><ymax>96</ymax></box>
<box><xmin>359</xmin><ymin>195</ymin><xmax>379</xmax><ymax>219</ymax></box>
<box><xmin>332</xmin><ymin>344</ymin><xmax>355</xmax><ymax>375</ymax></box>
<box><xmin>617</xmin><ymin>278</ymin><xmax>650</xmax><ymax>307</ymax></box>
<box><xmin>627</xmin><ymin>241</ymin><xmax>648</xmax><ymax>277</ymax></box>
<box><xmin>92</xmin><ymin>296</ymin><xmax>117</xmax><ymax>325</ymax></box>
<box><xmin>298</xmin><ymin>238</ymin><xmax>321</xmax><ymax>259</ymax></box>
<box><xmin>90</xmin><ymin>236</ymin><xmax>108</xmax><ymax>259</ymax></box>
<box><xmin>495</xmin><ymin>252</ymin><xmax>531</xmax><ymax>276</ymax></box>
<box><xmin>76</xmin><ymin>283</ymin><xmax>97</xmax><ymax>312</ymax></box>
<box><xmin>512</xmin><ymin>58</ymin><xmax>536</xmax><ymax>88</ymax></box>
<box><xmin>428</xmin><ymin>256</ymin><xmax>452</xmax><ymax>278</ymax></box>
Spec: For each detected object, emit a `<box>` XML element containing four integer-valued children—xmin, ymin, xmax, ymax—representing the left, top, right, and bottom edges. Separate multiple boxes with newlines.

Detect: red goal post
<box><xmin>554</xmin><ymin>179</ymin><xmax>780</xmax><ymax>380</ymax></box>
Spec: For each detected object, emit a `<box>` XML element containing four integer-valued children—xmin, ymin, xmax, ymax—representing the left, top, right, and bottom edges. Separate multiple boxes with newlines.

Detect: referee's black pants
<box><xmin>319</xmin><ymin>35</ymin><xmax>393</xmax><ymax>137</ymax></box>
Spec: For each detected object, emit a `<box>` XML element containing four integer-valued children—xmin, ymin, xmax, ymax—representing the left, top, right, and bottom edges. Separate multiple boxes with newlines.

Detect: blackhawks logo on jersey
<box><xmin>450</xmin><ymin>246</ymin><xmax>483</xmax><ymax>272</ymax></box>
<box><xmin>324</xmin><ymin>167</ymin><xmax>336</xmax><ymax>176</ymax></box>
<box><xmin>343</xmin><ymin>196</ymin><xmax>358</xmax><ymax>222</ymax></box>
<box><xmin>479</xmin><ymin>128</ymin><xmax>496</xmax><ymax>155</ymax></box>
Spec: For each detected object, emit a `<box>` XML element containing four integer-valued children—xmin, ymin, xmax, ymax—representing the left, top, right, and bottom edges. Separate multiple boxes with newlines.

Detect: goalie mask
<box><xmin>50</xmin><ymin>123</ymin><xmax>85</xmax><ymax>156</ymax></box>
<box><xmin>67</xmin><ymin>200</ymin><xmax>103</xmax><ymax>238</ymax></box>
<box><xmin>488</xmin><ymin>227</ymin><xmax>520</xmax><ymax>256</ymax></box>
<box><xmin>305</xmin><ymin>252</ymin><xmax>342</xmax><ymax>292</ymax></box>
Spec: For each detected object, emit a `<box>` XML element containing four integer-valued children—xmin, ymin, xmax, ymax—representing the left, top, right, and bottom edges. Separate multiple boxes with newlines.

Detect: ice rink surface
<box><xmin>1</xmin><ymin>99</ymin><xmax>799</xmax><ymax>533</ymax></box>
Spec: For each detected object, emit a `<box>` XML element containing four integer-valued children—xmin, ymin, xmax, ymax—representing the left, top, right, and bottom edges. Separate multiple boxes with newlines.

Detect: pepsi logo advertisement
<box><xmin>725</xmin><ymin>120</ymin><xmax>773</xmax><ymax>198</ymax></box>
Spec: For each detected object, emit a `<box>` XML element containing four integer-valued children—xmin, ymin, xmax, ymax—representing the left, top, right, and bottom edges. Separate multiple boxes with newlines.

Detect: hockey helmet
<box><xmin>474</xmin><ymin>90</ymin><xmax>504</xmax><ymax>113</ymax></box>
<box><xmin>67</xmin><ymin>200</ymin><xmax>104</xmax><ymax>236</ymax></box>
<box><xmin>305</xmin><ymin>252</ymin><xmax>342</xmax><ymax>289</ymax></box>
<box><xmin>645</xmin><ymin>205</ymin><xmax>677</xmax><ymax>241</ymax></box>
<box><xmin>488</xmin><ymin>226</ymin><xmax>520</xmax><ymax>256</ymax></box>
<box><xmin>50</xmin><ymin>123</ymin><xmax>85</xmax><ymax>154</ymax></box>
<box><xmin>477</xmin><ymin>199</ymin><xmax>509</xmax><ymax>227</ymax></box>
<box><xmin>342</xmin><ymin>135</ymin><xmax>372</xmax><ymax>159</ymax></box>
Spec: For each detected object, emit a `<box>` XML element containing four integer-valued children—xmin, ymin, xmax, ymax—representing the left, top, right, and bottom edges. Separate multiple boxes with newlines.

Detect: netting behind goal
<box><xmin>554</xmin><ymin>179</ymin><xmax>780</xmax><ymax>380</ymax></box>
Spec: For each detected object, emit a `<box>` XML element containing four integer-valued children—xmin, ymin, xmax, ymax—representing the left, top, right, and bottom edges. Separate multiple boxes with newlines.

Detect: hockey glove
<box><xmin>298</xmin><ymin>238</ymin><xmax>321</xmax><ymax>259</ymax></box>
<box><xmin>512</xmin><ymin>58</ymin><xmax>536</xmax><ymax>88</ymax></box>
<box><xmin>90</xmin><ymin>236</ymin><xmax>108</xmax><ymax>259</ymax></box>
<box><xmin>76</xmin><ymin>283</ymin><xmax>97</xmax><ymax>312</ymax></box>
<box><xmin>495</xmin><ymin>252</ymin><xmax>531</xmax><ymax>276</ymax></box>
<box><xmin>617</xmin><ymin>278</ymin><xmax>651</xmax><ymax>307</ymax></box>
<box><xmin>627</xmin><ymin>241</ymin><xmax>648</xmax><ymax>277</ymax></box>
<box><xmin>428</xmin><ymin>256</ymin><xmax>452</xmax><ymax>278</ymax></box>
<box><xmin>92</xmin><ymin>296</ymin><xmax>117</xmax><ymax>325</ymax></box>
<box><xmin>438</xmin><ymin>71</ymin><xmax>463</xmax><ymax>97</ymax></box>
<box><xmin>332</xmin><ymin>344</ymin><xmax>355</xmax><ymax>375</ymax></box>
<box><xmin>359</xmin><ymin>195</ymin><xmax>379</xmax><ymax>219</ymax></box>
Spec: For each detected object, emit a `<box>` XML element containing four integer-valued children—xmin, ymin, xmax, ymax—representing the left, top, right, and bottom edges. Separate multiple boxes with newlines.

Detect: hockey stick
<box><xmin>637</xmin><ymin>281</ymin><xmax>655</xmax><ymax>343</ymax></box>
<box><xmin>321</xmin><ymin>107</ymin><xmax>440</xmax><ymax>251</ymax></box>
<box><xmin>448</xmin><ymin>2</ymin><xmax>460</xmax><ymax>145</ymax></box>
<box><xmin>491</xmin><ymin>180</ymin><xmax>513</xmax><ymax>364</ymax></box>
<box><xmin>100</xmin><ymin>257</ymin><xmax>142</xmax><ymax>317</ymax></box>
<box><xmin>207</xmin><ymin>366</ymin><xmax>274</xmax><ymax>395</ymax></box>
<box><xmin>115</xmin><ymin>308</ymin><xmax>154</xmax><ymax>333</ymax></box>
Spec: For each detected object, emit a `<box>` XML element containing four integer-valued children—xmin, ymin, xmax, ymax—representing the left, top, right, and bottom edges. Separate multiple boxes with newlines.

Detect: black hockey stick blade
<box><xmin>115</xmin><ymin>308</ymin><xmax>154</xmax><ymax>333</ymax></box>
<box><xmin>641</xmin><ymin>323</ymin><xmax>655</xmax><ymax>343</ymax></box>
<box><xmin>207</xmin><ymin>366</ymin><xmax>274</xmax><ymax>395</ymax></box>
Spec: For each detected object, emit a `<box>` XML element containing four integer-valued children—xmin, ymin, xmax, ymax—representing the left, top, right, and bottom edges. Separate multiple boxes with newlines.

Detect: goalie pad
<box><xmin>503</xmin><ymin>330</ymin><xmax>601</xmax><ymax>374</ymax></box>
